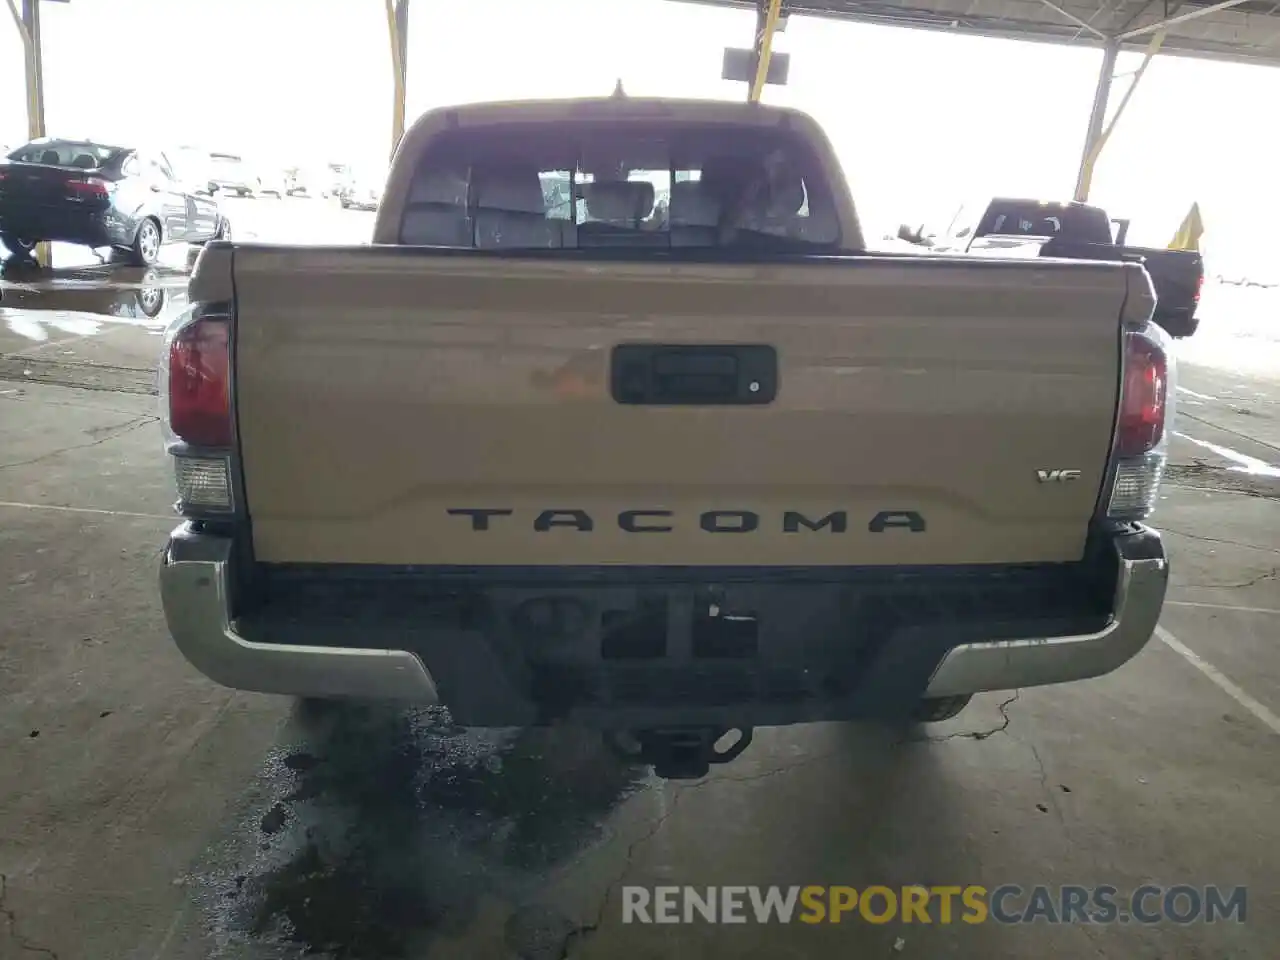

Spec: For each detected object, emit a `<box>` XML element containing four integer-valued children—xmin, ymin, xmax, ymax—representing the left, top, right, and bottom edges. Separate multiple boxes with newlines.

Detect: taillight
<box><xmin>161</xmin><ymin>308</ymin><xmax>234</xmax><ymax>513</ymax></box>
<box><xmin>168</xmin><ymin>316</ymin><xmax>231</xmax><ymax>445</ymax></box>
<box><xmin>1115</xmin><ymin>334</ymin><xmax>1167</xmax><ymax>457</ymax></box>
<box><xmin>66</xmin><ymin>177</ymin><xmax>110</xmax><ymax>200</ymax></box>
<box><xmin>1194</xmin><ymin>272</ymin><xmax>1204</xmax><ymax>304</ymax></box>
<box><xmin>1106</xmin><ymin>326</ymin><xmax>1174</xmax><ymax>521</ymax></box>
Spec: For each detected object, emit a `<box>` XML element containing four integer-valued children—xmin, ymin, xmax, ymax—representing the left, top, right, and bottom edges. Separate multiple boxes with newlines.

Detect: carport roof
<box><xmin>676</xmin><ymin>0</ymin><xmax>1280</xmax><ymax>66</ymax></box>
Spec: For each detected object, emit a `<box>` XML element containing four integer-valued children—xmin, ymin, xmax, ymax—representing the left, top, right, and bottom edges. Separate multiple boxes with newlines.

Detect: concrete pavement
<box><xmin>2</xmin><ymin>225</ymin><xmax>1278</xmax><ymax>959</ymax></box>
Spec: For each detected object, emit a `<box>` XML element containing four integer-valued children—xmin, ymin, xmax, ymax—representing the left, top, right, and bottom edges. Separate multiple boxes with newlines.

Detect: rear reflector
<box><xmin>174</xmin><ymin>456</ymin><xmax>232</xmax><ymax>510</ymax></box>
<box><xmin>167</xmin><ymin>316</ymin><xmax>231</xmax><ymax>447</ymax></box>
<box><xmin>1106</xmin><ymin>326</ymin><xmax>1175</xmax><ymax>521</ymax></box>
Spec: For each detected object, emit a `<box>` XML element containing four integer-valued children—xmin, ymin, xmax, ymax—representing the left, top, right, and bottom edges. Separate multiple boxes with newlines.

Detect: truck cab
<box><xmin>902</xmin><ymin>196</ymin><xmax>1204</xmax><ymax>337</ymax></box>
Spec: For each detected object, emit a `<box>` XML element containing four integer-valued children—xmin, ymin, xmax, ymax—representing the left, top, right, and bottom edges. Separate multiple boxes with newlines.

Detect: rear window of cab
<box><xmin>399</xmin><ymin>120</ymin><xmax>841</xmax><ymax>251</ymax></box>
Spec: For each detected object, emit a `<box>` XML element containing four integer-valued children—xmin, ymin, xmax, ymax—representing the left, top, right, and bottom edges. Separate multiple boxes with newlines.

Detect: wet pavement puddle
<box><xmin>188</xmin><ymin>703</ymin><xmax>650</xmax><ymax>959</ymax></box>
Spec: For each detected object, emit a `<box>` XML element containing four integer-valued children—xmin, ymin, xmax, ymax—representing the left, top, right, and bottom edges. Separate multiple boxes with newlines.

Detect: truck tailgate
<box><xmin>231</xmin><ymin>247</ymin><xmax>1130</xmax><ymax>567</ymax></box>
<box><xmin>1126</xmin><ymin>247</ymin><xmax>1203</xmax><ymax>309</ymax></box>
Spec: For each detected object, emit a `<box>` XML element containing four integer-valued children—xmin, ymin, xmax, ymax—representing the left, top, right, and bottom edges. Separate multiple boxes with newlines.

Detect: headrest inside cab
<box><xmin>579</xmin><ymin>180</ymin><xmax>655</xmax><ymax>220</ymax></box>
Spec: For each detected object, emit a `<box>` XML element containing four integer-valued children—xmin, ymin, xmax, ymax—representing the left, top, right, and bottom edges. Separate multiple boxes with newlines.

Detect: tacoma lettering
<box><xmin>619</xmin><ymin>510</ymin><xmax>674</xmax><ymax>532</ymax></box>
<box><xmin>446</xmin><ymin>509</ymin><xmax>925</xmax><ymax>533</ymax></box>
<box><xmin>534</xmin><ymin>509</ymin><xmax>593</xmax><ymax>532</ymax></box>
<box><xmin>700</xmin><ymin>510</ymin><xmax>759</xmax><ymax>534</ymax></box>
<box><xmin>447</xmin><ymin>508</ymin><xmax>514</xmax><ymax>531</ymax></box>
<box><xmin>783</xmin><ymin>510</ymin><xmax>848</xmax><ymax>534</ymax></box>
<box><xmin>868</xmin><ymin>510</ymin><xmax>926</xmax><ymax>533</ymax></box>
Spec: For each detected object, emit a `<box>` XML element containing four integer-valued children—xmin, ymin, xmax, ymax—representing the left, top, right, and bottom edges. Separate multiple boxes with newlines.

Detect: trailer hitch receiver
<box><xmin>604</xmin><ymin>726</ymin><xmax>755</xmax><ymax>779</ymax></box>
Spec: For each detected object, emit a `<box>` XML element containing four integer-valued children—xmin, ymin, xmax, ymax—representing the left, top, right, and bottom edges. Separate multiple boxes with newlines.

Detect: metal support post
<box><xmin>1074</xmin><ymin>29</ymin><xmax>1164</xmax><ymax>203</ymax></box>
<box><xmin>749</xmin><ymin>0</ymin><xmax>783</xmax><ymax>103</ymax></box>
<box><xmin>386</xmin><ymin>0</ymin><xmax>410</xmax><ymax>162</ymax></box>
<box><xmin>16</xmin><ymin>0</ymin><xmax>51</xmax><ymax>265</ymax></box>
<box><xmin>21</xmin><ymin>0</ymin><xmax>46</xmax><ymax>142</ymax></box>
<box><xmin>1073</xmin><ymin>40</ymin><xmax>1118</xmax><ymax>203</ymax></box>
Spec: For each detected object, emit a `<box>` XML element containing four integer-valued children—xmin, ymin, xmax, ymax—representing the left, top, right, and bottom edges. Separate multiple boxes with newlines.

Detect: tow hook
<box><xmin>604</xmin><ymin>727</ymin><xmax>754</xmax><ymax>779</ymax></box>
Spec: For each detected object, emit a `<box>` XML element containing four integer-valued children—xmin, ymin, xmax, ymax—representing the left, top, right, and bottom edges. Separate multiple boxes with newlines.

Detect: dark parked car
<box><xmin>900</xmin><ymin>197</ymin><xmax>1204</xmax><ymax>338</ymax></box>
<box><xmin>0</xmin><ymin>139</ymin><xmax>230</xmax><ymax>265</ymax></box>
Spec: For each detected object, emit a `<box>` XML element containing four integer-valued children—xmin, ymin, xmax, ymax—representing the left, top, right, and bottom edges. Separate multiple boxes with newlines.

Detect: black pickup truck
<box><xmin>899</xmin><ymin>198</ymin><xmax>1204</xmax><ymax>338</ymax></box>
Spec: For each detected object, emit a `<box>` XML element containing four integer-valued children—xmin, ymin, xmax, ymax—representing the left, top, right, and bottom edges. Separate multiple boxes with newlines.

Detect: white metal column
<box><xmin>1073</xmin><ymin>41</ymin><xmax>1119</xmax><ymax>203</ymax></box>
<box><xmin>385</xmin><ymin>0</ymin><xmax>410</xmax><ymax>161</ymax></box>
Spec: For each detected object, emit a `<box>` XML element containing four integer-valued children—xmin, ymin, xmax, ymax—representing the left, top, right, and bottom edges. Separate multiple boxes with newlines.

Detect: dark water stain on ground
<box><xmin>259</xmin><ymin>803</ymin><xmax>289</xmax><ymax>836</ymax></box>
<box><xmin>197</xmin><ymin>703</ymin><xmax>649</xmax><ymax>959</ymax></box>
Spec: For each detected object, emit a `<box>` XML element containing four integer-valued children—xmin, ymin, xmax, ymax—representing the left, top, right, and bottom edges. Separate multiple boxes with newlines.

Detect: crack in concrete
<box><xmin>1162</xmin><ymin>528</ymin><xmax>1280</xmax><ymax>555</ymax></box>
<box><xmin>899</xmin><ymin>691</ymin><xmax>1020</xmax><ymax>745</ymax></box>
<box><xmin>84</xmin><ymin>416</ymin><xmax>149</xmax><ymax>438</ymax></box>
<box><xmin>555</xmin><ymin>788</ymin><xmax>687</xmax><ymax>958</ymax></box>
<box><xmin>0</xmin><ymin>874</ymin><xmax>59</xmax><ymax>960</ymax></box>
<box><xmin>1181</xmin><ymin>566</ymin><xmax>1280</xmax><ymax>590</ymax></box>
<box><xmin>549</xmin><ymin>692</ymin><xmax>1024</xmax><ymax>956</ymax></box>
<box><xmin>0</xmin><ymin>415</ymin><xmax>157</xmax><ymax>470</ymax></box>
<box><xmin>641</xmin><ymin>694</ymin><xmax>1025</xmax><ymax>795</ymax></box>
<box><xmin>689</xmin><ymin>693</ymin><xmax>1027</xmax><ymax>791</ymax></box>
<box><xmin>1023</xmin><ymin>737</ymin><xmax>1068</xmax><ymax>830</ymax></box>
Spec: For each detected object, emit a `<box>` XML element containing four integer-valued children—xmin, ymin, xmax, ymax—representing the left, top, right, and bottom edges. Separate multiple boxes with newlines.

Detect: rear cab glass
<box><xmin>5</xmin><ymin>140</ymin><xmax>123</xmax><ymax>170</ymax></box>
<box><xmin>976</xmin><ymin>201</ymin><xmax>1113</xmax><ymax>244</ymax></box>
<box><xmin>398</xmin><ymin>120</ymin><xmax>840</xmax><ymax>251</ymax></box>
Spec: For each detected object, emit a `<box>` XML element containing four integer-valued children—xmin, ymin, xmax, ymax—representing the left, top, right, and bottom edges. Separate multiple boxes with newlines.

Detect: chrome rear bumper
<box><xmin>160</xmin><ymin>536</ymin><xmax>438</xmax><ymax>703</ymax></box>
<box><xmin>924</xmin><ymin>530</ymin><xmax>1168</xmax><ymax>696</ymax></box>
<box><xmin>160</xmin><ymin>526</ymin><xmax>1166</xmax><ymax>709</ymax></box>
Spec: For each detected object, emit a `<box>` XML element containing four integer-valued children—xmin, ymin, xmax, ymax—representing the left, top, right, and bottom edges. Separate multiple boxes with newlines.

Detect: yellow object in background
<box><xmin>1169</xmin><ymin>203</ymin><xmax>1204</xmax><ymax>252</ymax></box>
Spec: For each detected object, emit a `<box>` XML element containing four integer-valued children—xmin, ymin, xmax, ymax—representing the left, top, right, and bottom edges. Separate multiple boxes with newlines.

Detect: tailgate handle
<box><xmin>611</xmin><ymin>345</ymin><xmax>777</xmax><ymax>405</ymax></box>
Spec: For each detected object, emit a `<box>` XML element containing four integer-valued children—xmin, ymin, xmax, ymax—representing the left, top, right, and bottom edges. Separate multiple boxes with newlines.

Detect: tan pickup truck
<box><xmin>158</xmin><ymin>97</ymin><xmax>1172</xmax><ymax>778</ymax></box>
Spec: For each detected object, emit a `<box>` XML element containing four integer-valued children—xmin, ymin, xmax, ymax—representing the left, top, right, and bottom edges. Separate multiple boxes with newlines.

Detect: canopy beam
<box><xmin>1118</xmin><ymin>0</ymin><xmax>1253</xmax><ymax>41</ymax></box>
<box><xmin>1037</xmin><ymin>0</ymin><xmax>1107</xmax><ymax>38</ymax></box>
